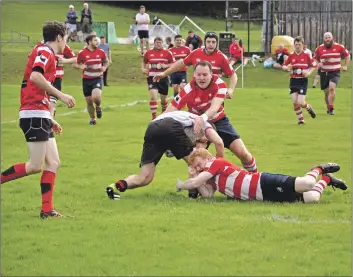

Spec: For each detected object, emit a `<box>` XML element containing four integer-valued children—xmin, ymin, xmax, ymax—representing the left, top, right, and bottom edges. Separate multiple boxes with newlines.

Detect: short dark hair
<box><xmin>100</xmin><ymin>36</ymin><xmax>105</xmax><ymax>39</ymax></box>
<box><xmin>85</xmin><ymin>34</ymin><xmax>96</xmax><ymax>44</ymax></box>
<box><xmin>294</xmin><ymin>36</ymin><xmax>304</xmax><ymax>44</ymax></box>
<box><xmin>174</xmin><ymin>34</ymin><xmax>182</xmax><ymax>40</ymax></box>
<box><xmin>42</xmin><ymin>20</ymin><xmax>67</xmax><ymax>42</ymax></box>
<box><xmin>154</xmin><ymin>36</ymin><xmax>163</xmax><ymax>42</ymax></box>
<box><xmin>188</xmin><ymin>30</ymin><xmax>194</xmax><ymax>34</ymax></box>
<box><xmin>194</xmin><ymin>60</ymin><xmax>213</xmax><ymax>72</ymax></box>
<box><xmin>165</xmin><ymin>37</ymin><xmax>172</xmax><ymax>43</ymax></box>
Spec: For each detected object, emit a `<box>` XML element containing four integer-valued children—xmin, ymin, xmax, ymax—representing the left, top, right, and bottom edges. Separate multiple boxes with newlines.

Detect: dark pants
<box><xmin>103</xmin><ymin>68</ymin><xmax>108</xmax><ymax>86</ymax></box>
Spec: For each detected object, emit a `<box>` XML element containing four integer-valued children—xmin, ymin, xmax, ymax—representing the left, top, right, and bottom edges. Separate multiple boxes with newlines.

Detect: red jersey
<box><xmin>20</xmin><ymin>44</ymin><xmax>56</xmax><ymax>119</ymax></box>
<box><xmin>143</xmin><ymin>48</ymin><xmax>175</xmax><ymax>77</ymax></box>
<box><xmin>169</xmin><ymin>46</ymin><xmax>191</xmax><ymax>72</ymax></box>
<box><xmin>76</xmin><ymin>47</ymin><xmax>107</xmax><ymax>79</ymax></box>
<box><xmin>314</xmin><ymin>43</ymin><xmax>349</xmax><ymax>72</ymax></box>
<box><xmin>229</xmin><ymin>43</ymin><xmax>244</xmax><ymax>59</ymax></box>
<box><xmin>55</xmin><ymin>44</ymin><xmax>75</xmax><ymax>78</ymax></box>
<box><xmin>183</xmin><ymin>48</ymin><xmax>234</xmax><ymax>77</ymax></box>
<box><xmin>284</xmin><ymin>51</ymin><xmax>316</xmax><ymax>78</ymax></box>
<box><xmin>204</xmin><ymin>158</ymin><xmax>262</xmax><ymax>200</ymax></box>
<box><xmin>171</xmin><ymin>75</ymin><xmax>227</xmax><ymax>122</ymax></box>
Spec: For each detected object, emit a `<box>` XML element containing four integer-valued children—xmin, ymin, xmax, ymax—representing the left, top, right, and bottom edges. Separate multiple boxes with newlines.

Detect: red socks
<box><xmin>1</xmin><ymin>163</ymin><xmax>27</xmax><ymax>184</ymax></box>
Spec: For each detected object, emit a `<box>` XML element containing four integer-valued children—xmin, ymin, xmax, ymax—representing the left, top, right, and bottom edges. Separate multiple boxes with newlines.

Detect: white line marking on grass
<box><xmin>1</xmin><ymin>98</ymin><xmax>172</xmax><ymax>125</ymax></box>
<box><xmin>268</xmin><ymin>213</ymin><xmax>351</xmax><ymax>224</ymax></box>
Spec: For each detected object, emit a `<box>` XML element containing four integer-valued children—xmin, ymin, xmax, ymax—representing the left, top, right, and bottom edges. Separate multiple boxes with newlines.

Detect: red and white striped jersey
<box><xmin>204</xmin><ymin>158</ymin><xmax>263</xmax><ymax>200</ymax></box>
<box><xmin>143</xmin><ymin>48</ymin><xmax>175</xmax><ymax>77</ymax></box>
<box><xmin>284</xmin><ymin>51</ymin><xmax>316</xmax><ymax>78</ymax></box>
<box><xmin>314</xmin><ymin>43</ymin><xmax>349</xmax><ymax>72</ymax></box>
<box><xmin>169</xmin><ymin>46</ymin><xmax>191</xmax><ymax>72</ymax></box>
<box><xmin>183</xmin><ymin>48</ymin><xmax>234</xmax><ymax>77</ymax></box>
<box><xmin>20</xmin><ymin>44</ymin><xmax>56</xmax><ymax>119</ymax></box>
<box><xmin>76</xmin><ymin>47</ymin><xmax>107</xmax><ymax>79</ymax></box>
<box><xmin>55</xmin><ymin>44</ymin><xmax>75</xmax><ymax>78</ymax></box>
<box><xmin>171</xmin><ymin>75</ymin><xmax>227</xmax><ymax>122</ymax></box>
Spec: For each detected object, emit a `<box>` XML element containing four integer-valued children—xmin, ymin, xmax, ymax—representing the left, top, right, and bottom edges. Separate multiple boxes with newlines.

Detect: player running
<box><xmin>282</xmin><ymin>36</ymin><xmax>317</xmax><ymax>125</ymax></box>
<box><xmin>105</xmin><ymin>111</ymin><xmax>224</xmax><ymax>200</ymax></box>
<box><xmin>313</xmin><ymin>32</ymin><xmax>350</xmax><ymax>115</ymax></box>
<box><xmin>176</xmin><ymin>148</ymin><xmax>347</xmax><ymax>203</ymax></box>
<box><xmin>73</xmin><ymin>34</ymin><xmax>109</xmax><ymax>125</ymax></box>
<box><xmin>142</xmin><ymin>37</ymin><xmax>175</xmax><ymax>119</ymax></box>
<box><xmin>0</xmin><ymin>21</ymin><xmax>76</xmax><ymax>219</ymax></box>
<box><xmin>169</xmin><ymin>34</ymin><xmax>191</xmax><ymax>96</ymax></box>
<box><xmin>165</xmin><ymin>61</ymin><xmax>258</xmax><ymax>174</ymax></box>
<box><xmin>153</xmin><ymin>32</ymin><xmax>237</xmax><ymax>99</ymax></box>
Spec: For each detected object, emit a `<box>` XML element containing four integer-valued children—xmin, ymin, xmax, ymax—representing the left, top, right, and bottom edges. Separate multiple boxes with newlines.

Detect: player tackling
<box><xmin>176</xmin><ymin>148</ymin><xmax>347</xmax><ymax>203</ymax></box>
<box><xmin>1</xmin><ymin>21</ymin><xmax>76</xmax><ymax>219</ymax></box>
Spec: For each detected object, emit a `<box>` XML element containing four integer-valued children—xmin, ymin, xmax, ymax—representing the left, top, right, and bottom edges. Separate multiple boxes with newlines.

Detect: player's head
<box><xmin>188</xmin><ymin>148</ymin><xmax>213</xmax><ymax>173</ymax></box>
<box><xmin>42</xmin><ymin>20</ymin><xmax>67</xmax><ymax>53</ymax></box>
<box><xmin>154</xmin><ymin>37</ymin><xmax>163</xmax><ymax>50</ymax></box>
<box><xmin>165</xmin><ymin>37</ymin><xmax>172</xmax><ymax>45</ymax></box>
<box><xmin>278</xmin><ymin>44</ymin><xmax>284</xmax><ymax>50</ymax></box>
<box><xmin>204</xmin><ymin>32</ymin><xmax>218</xmax><ymax>53</ymax></box>
<box><xmin>140</xmin><ymin>5</ymin><xmax>145</xmax><ymax>13</ymax></box>
<box><xmin>86</xmin><ymin>34</ymin><xmax>98</xmax><ymax>48</ymax></box>
<box><xmin>294</xmin><ymin>36</ymin><xmax>304</xmax><ymax>53</ymax></box>
<box><xmin>174</xmin><ymin>34</ymin><xmax>183</xmax><ymax>47</ymax></box>
<box><xmin>188</xmin><ymin>30</ymin><xmax>194</xmax><ymax>38</ymax></box>
<box><xmin>194</xmin><ymin>60</ymin><xmax>213</xmax><ymax>89</ymax></box>
<box><xmin>100</xmin><ymin>36</ymin><xmax>106</xmax><ymax>44</ymax></box>
<box><xmin>323</xmin><ymin>32</ymin><xmax>334</xmax><ymax>48</ymax></box>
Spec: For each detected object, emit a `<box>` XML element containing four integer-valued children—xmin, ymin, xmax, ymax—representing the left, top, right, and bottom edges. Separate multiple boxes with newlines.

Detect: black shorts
<box><xmin>50</xmin><ymin>78</ymin><xmax>62</xmax><ymax>103</ymax></box>
<box><xmin>138</xmin><ymin>30</ymin><xmax>149</xmax><ymax>39</ymax></box>
<box><xmin>140</xmin><ymin>118</ymin><xmax>194</xmax><ymax>166</ymax></box>
<box><xmin>19</xmin><ymin>118</ymin><xmax>54</xmax><ymax>142</ymax></box>
<box><xmin>289</xmin><ymin>78</ymin><xmax>308</xmax><ymax>95</ymax></box>
<box><xmin>170</xmin><ymin>71</ymin><xmax>187</xmax><ymax>85</ymax></box>
<box><xmin>260</xmin><ymin>172</ymin><xmax>303</xmax><ymax>203</ymax></box>
<box><xmin>147</xmin><ymin>76</ymin><xmax>169</xmax><ymax>95</ymax></box>
<box><xmin>320</xmin><ymin>71</ymin><xmax>340</xmax><ymax>90</ymax></box>
<box><xmin>213</xmin><ymin>116</ymin><xmax>241</xmax><ymax>149</ymax></box>
<box><xmin>82</xmin><ymin>78</ymin><xmax>103</xmax><ymax>97</ymax></box>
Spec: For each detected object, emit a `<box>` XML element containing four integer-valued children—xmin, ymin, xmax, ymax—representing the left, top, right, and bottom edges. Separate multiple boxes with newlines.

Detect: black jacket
<box><xmin>80</xmin><ymin>8</ymin><xmax>92</xmax><ymax>24</ymax></box>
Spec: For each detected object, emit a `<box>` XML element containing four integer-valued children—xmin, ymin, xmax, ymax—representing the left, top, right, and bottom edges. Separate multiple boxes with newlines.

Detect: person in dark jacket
<box><xmin>80</xmin><ymin>3</ymin><xmax>92</xmax><ymax>34</ymax></box>
<box><xmin>66</xmin><ymin>5</ymin><xmax>78</xmax><ymax>42</ymax></box>
<box><xmin>185</xmin><ymin>30</ymin><xmax>203</xmax><ymax>50</ymax></box>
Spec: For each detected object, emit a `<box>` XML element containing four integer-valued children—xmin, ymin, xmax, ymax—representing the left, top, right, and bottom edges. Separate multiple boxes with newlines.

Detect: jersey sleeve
<box><xmin>33</xmin><ymin>47</ymin><xmax>53</xmax><ymax>73</ymax></box>
<box><xmin>215</xmin><ymin>77</ymin><xmax>227</xmax><ymax>98</ymax></box>
<box><xmin>63</xmin><ymin>45</ymin><xmax>75</xmax><ymax>58</ymax></box>
<box><xmin>168</xmin><ymin>51</ymin><xmax>175</xmax><ymax>63</ymax></box>
<box><xmin>283</xmin><ymin>55</ymin><xmax>291</xmax><ymax>66</ymax></box>
<box><xmin>313</xmin><ymin>47</ymin><xmax>320</xmax><ymax>60</ymax></box>
<box><xmin>101</xmin><ymin>50</ymin><xmax>108</xmax><ymax>62</ymax></box>
<box><xmin>171</xmin><ymin>83</ymin><xmax>192</xmax><ymax>109</ymax></box>
<box><xmin>340</xmin><ymin>45</ymin><xmax>350</xmax><ymax>58</ymax></box>
<box><xmin>76</xmin><ymin>50</ymin><xmax>85</xmax><ymax>64</ymax></box>
<box><xmin>204</xmin><ymin>159</ymin><xmax>222</xmax><ymax>176</ymax></box>
<box><xmin>143</xmin><ymin>52</ymin><xmax>149</xmax><ymax>64</ymax></box>
<box><xmin>183</xmin><ymin>50</ymin><xmax>195</xmax><ymax>66</ymax></box>
<box><xmin>221</xmin><ymin>54</ymin><xmax>235</xmax><ymax>76</ymax></box>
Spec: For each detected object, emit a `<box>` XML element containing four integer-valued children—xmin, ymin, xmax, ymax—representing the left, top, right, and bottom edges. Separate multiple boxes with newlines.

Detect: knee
<box><xmin>303</xmin><ymin>191</ymin><xmax>320</xmax><ymax>203</ymax></box>
<box><xmin>86</xmin><ymin>98</ymin><xmax>93</xmax><ymax>105</ymax></box>
<box><xmin>140</xmin><ymin>171</ymin><xmax>154</xmax><ymax>186</ymax></box>
<box><xmin>329</xmin><ymin>87</ymin><xmax>335</xmax><ymax>93</ymax></box>
<box><xmin>46</xmin><ymin>158</ymin><xmax>61</xmax><ymax>171</ymax></box>
<box><xmin>26</xmin><ymin>162</ymin><xmax>43</xmax><ymax>174</ymax></box>
<box><xmin>229</xmin><ymin>141</ymin><xmax>251</xmax><ymax>162</ymax></box>
<box><xmin>301</xmin><ymin>177</ymin><xmax>316</xmax><ymax>191</ymax></box>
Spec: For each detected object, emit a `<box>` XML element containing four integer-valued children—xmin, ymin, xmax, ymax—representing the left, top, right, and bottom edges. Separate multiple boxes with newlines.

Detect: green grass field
<box><xmin>1</xmin><ymin>1</ymin><xmax>352</xmax><ymax>276</ymax></box>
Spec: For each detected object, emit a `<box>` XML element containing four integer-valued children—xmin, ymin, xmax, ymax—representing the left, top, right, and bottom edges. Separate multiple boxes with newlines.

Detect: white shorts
<box><xmin>66</xmin><ymin>23</ymin><xmax>77</xmax><ymax>33</ymax></box>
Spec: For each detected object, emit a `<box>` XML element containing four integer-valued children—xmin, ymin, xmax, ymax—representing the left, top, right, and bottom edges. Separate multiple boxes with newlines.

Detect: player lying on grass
<box><xmin>176</xmin><ymin>148</ymin><xmax>347</xmax><ymax>203</ymax></box>
<box><xmin>105</xmin><ymin>111</ymin><xmax>224</xmax><ymax>200</ymax></box>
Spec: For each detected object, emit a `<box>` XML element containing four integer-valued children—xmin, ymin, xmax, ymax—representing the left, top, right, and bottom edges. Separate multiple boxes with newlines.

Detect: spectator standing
<box><xmin>185</xmin><ymin>30</ymin><xmax>203</xmax><ymax>50</ymax></box>
<box><xmin>66</xmin><ymin>5</ymin><xmax>78</xmax><ymax>42</ymax></box>
<box><xmin>136</xmin><ymin>5</ymin><xmax>150</xmax><ymax>56</ymax></box>
<box><xmin>98</xmin><ymin>36</ymin><xmax>112</xmax><ymax>86</ymax></box>
<box><xmin>80</xmin><ymin>2</ymin><xmax>92</xmax><ymax>35</ymax></box>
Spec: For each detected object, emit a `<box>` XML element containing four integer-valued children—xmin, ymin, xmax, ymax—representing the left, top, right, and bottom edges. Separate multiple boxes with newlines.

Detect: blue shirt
<box><xmin>66</xmin><ymin>11</ymin><xmax>78</xmax><ymax>24</ymax></box>
<box><xmin>98</xmin><ymin>43</ymin><xmax>110</xmax><ymax>56</ymax></box>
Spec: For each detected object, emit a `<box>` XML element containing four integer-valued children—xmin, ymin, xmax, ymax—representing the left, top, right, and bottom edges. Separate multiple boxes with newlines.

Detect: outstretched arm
<box><xmin>176</xmin><ymin>171</ymin><xmax>214</xmax><ymax>190</ymax></box>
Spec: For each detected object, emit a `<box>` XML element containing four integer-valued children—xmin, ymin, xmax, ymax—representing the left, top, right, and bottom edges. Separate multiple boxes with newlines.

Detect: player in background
<box><xmin>0</xmin><ymin>21</ymin><xmax>76</xmax><ymax>219</ymax></box>
<box><xmin>313</xmin><ymin>32</ymin><xmax>350</xmax><ymax>115</ymax></box>
<box><xmin>165</xmin><ymin>37</ymin><xmax>174</xmax><ymax>49</ymax></box>
<box><xmin>229</xmin><ymin>38</ymin><xmax>248</xmax><ymax>67</ymax></box>
<box><xmin>169</xmin><ymin>34</ymin><xmax>191</xmax><ymax>96</ymax></box>
<box><xmin>282</xmin><ymin>36</ymin><xmax>317</xmax><ymax>125</ymax></box>
<box><xmin>153</xmin><ymin>32</ymin><xmax>237</xmax><ymax>100</ymax></box>
<box><xmin>73</xmin><ymin>34</ymin><xmax>109</xmax><ymax>125</ymax></box>
<box><xmin>272</xmin><ymin>44</ymin><xmax>290</xmax><ymax>69</ymax></box>
<box><xmin>165</xmin><ymin>61</ymin><xmax>258</xmax><ymax>174</ymax></box>
<box><xmin>142</xmin><ymin>37</ymin><xmax>175</xmax><ymax>119</ymax></box>
<box><xmin>105</xmin><ymin>111</ymin><xmax>224</xmax><ymax>200</ymax></box>
<box><xmin>176</xmin><ymin>148</ymin><xmax>347</xmax><ymax>203</ymax></box>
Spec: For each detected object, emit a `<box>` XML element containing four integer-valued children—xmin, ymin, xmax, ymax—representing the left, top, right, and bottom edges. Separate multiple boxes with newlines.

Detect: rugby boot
<box><xmin>40</xmin><ymin>209</ymin><xmax>63</xmax><ymax>219</ymax></box>
<box><xmin>312</xmin><ymin>163</ymin><xmax>340</xmax><ymax>174</ymax></box>
<box><xmin>89</xmin><ymin>119</ymin><xmax>96</xmax><ymax>125</ymax></box>
<box><xmin>298</xmin><ymin>120</ymin><xmax>305</xmax><ymax>125</ymax></box>
<box><xmin>325</xmin><ymin>173</ymin><xmax>347</xmax><ymax>190</ymax></box>
<box><xmin>106</xmin><ymin>184</ymin><xmax>121</xmax><ymax>200</ymax></box>
<box><xmin>307</xmin><ymin>107</ymin><xmax>316</xmax><ymax>118</ymax></box>
<box><xmin>96</xmin><ymin>106</ymin><xmax>102</xmax><ymax>119</ymax></box>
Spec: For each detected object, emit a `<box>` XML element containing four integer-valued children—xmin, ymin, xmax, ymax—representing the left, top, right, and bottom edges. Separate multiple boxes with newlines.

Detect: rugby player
<box><xmin>282</xmin><ymin>36</ymin><xmax>317</xmax><ymax>125</ymax></box>
<box><xmin>153</xmin><ymin>32</ymin><xmax>237</xmax><ymax>99</ymax></box>
<box><xmin>105</xmin><ymin>111</ymin><xmax>224</xmax><ymax>200</ymax></box>
<box><xmin>142</xmin><ymin>37</ymin><xmax>175</xmax><ymax>119</ymax></box>
<box><xmin>313</xmin><ymin>32</ymin><xmax>350</xmax><ymax>115</ymax></box>
<box><xmin>176</xmin><ymin>148</ymin><xmax>347</xmax><ymax>203</ymax></box>
<box><xmin>169</xmin><ymin>34</ymin><xmax>191</xmax><ymax>96</ymax></box>
<box><xmin>0</xmin><ymin>21</ymin><xmax>76</xmax><ymax>219</ymax></box>
<box><xmin>74</xmin><ymin>34</ymin><xmax>109</xmax><ymax>125</ymax></box>
<box><xmin>165</xmin><ymin>61</ymin><xmax>258</xmax><ymax>173</ymax></box>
